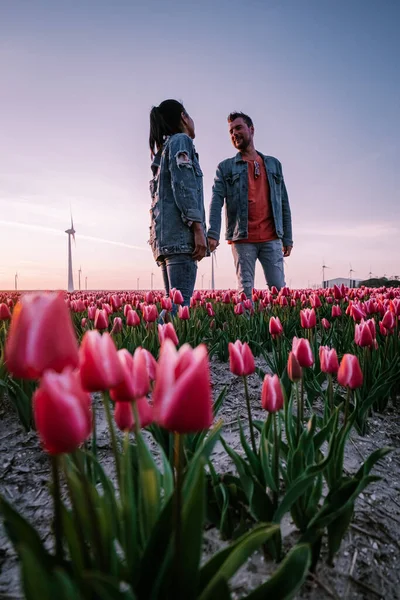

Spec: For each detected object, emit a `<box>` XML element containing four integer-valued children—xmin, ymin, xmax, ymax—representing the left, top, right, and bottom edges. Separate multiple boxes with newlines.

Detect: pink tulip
<box><xmin>292</xmin><ymin>337</ymin><xmax>314</xmax><ymax>368</ymax></box>
<box><xmin>143</xmin><ymin>304</ymin><xmax>158</xmax><ymax>323</ymax></box>
<box><xmin>33</xmin><ymin>367</ymin><xmax>92</xmax><ymax>455</ymax></box>
<box><xmin>337</xmin><ymin>354</ymin><xmax>363</xmax><ymax>389</ymax></box>
<box><xmin>161</xmin><ymin>297</ymin><xmax>173</xmax><ymax>311</ymax></box>
<box><xmin>123</xmin><ymin>304</ymin><xmax>133</xmax><ymax>317</ymax></box>
<box><xmin>110</xmin><ymin>347</ymin><xmax>150</xmax><ymax>402</ymax></box>
<box><xmin>114</xmin><ymin>396</ymin><xmax>154</xmax><ymax>431</ymax></box>
<box><xmin>158</xmin><ymin>322</ymin><xmax>179</xmax><ymax>346</ymax></box>
<box><xmin>141</xmin><ymin>348</ymin><xmax>158</xmax><ymax>381</ymax></box>
<box><xmin>222</xmin><ymin>292</ymin><xmax>231</xmax><ymax>304</ymax></box>
<box><xmin>172</xmin><ymin>289</ymin><xmax>184</xmax><ymax>305</ymax></box>
<box><xmin>310</xmin><ymin>294</ymin><xmax>322</xmax><ymax>309</ymax></box>
<box><xmin>228</xmin><ymin>340</ymin><xmax>255</xmax><ymax>376</ymax></box>
<box><xmin>178</xmin><ymin>305</ymin><xmax>190</xmax><ymax>320</ymax></box>
<box><xmin>319</xmin><ymin>346</ymin><xmax>339</xmax><ymax>374</ymax></box>
<box><xmin>287</xmin><ymin>351</ymin><xmax>303</xmax><ymax>382</ymax></box>
<box><xmin>152</xmin><ymin>339</ymin><xmax>212</xmax><ymax>433</ymax></box>
<box><xmin>331</xmin><ymin>305</ymin><xmax>342</xmax><ymax>318</ymax></box>
<box><xmin>354</xmin><ymin>320</ymin><xmax>374</xmax><ymax>348</ymax></box>
<box><xmin>300</xmin><ymin>308</ymin><xmax>316</xmax><ymax>329</ymax></box>
<box><xmin>94</xmin><ymin>308</ymin><xmax>109</xmax><ymax>331</ymax></box>
<box><xmin>81</xmin><ymin>318</ymin><xmax>87</xmax><ymax>328</ymax></box>
<box><xmin>261</xmin><ymin>374</ymin><xmax>284</xmax><ymax>412</ymax></box>
<box><xmin>126</xmin><ymin>309</ymin><xmax>140</xmax><ymax>327</ymax></box>
<box><xmin>321</xmin><ymin>318</ymin><xmax>330</xmax><ymax>330</ymax></box>
<box><xmin>234</xmin><ymin>303</ymin><xmax>244</xmax><ymax>315</ymax></box>
<box><xmin>269</xmin><ymin>316</ymin><xmax>283</xmax><ymax>338</ymax></box>
<box><xmin>5</xmin><ymin>292</ymin><xmax>79</xmax><ymax>380</ymax></box>
<box><xmin>382</xmin><ymin>310</ymin><xmax>395</xmax><ymax>331</ymax></box>
<box><xmin>145</xmin><ymin>291</ymin><xmax>154</xmax><ymax>304</ymax></box>
<box><xmin>88</xmin><ymin>305</ymin><xmax>97</xmax><ymax>320</ymax></box>
<box><xmin>0</xmin><ymin>303</ymin><xmax>12</xmax><ymax>320</ymax></box>
<box><xmin>80</xmin><ymin>331</ymin><xmax>124</xmax><ymax>392</ymax></box>
<box><xmin>111</xmin><ymin>317</ymin><xmax>123</xmax><ymax>335</ymax></box>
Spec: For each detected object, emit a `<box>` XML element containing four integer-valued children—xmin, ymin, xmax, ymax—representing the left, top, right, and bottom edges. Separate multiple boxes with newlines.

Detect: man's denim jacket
<box><xmin>149</xmin><ymin>133</ymin><xmax>207</xmax><ymax>262</ymax></box>
<box><xmin>207</xmin><ymin>152</ymin><xmax>293</xmax><ymax>247</ymax></box>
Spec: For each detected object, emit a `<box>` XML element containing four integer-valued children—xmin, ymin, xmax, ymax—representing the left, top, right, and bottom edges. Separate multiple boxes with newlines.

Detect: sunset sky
<box><xmin>1</xmin><ymin>0</ymin><xmax>399</xmax><ymax>291</ymax></box>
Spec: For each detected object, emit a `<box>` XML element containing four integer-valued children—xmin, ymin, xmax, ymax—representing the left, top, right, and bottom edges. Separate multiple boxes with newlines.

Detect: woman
<box><xmin>149</xmin><ymin>99</ymin><xmax>207</xmax><ymax>308</ymax></box>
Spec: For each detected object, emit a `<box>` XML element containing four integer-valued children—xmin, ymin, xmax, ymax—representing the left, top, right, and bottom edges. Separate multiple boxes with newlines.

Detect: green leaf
<box><xmin>327</xmin><ymin>504</ymin><xmax>353</xmax><ymax>563</ymax></box>
<box><xmin>160</xmin><ymin>445</ymin><xmax>174</xmax><ymax>504</ymax></box>
<box><xmin>243</xmin><ymin>544</ymin><xmax>311</xmax><ymax>600</ymax></box>
<box><xmin>184</xmin><ymin>420</ymin><xmax>222</xmax><ymax>495</ymax></box>
<box><xmin>51</xmin><ymin>569</ymin><xmax>83</xmax><ymax>600</ymax></box>
<box><xmin>238</xmin><ymin>417</ymin><xmax>262</xmax><ymax>481</ymax></box>
<box><xmin>136</xmin><ymin>432</ymin><xmax>161</xmax><ymax>543</ymax></box>
<box><xmin>19</xmin><ymin>544</ymin><xmax>53</xmax><ymax>600</ymax></box>
<box><xmin>0</xmin><ymin>495</ymin><xmax>52</xmax><ymax>570</ymax></box>
<box><xmin>83</xmin><ymin>572</ymin><xmax>136</xmax><ymax>599</ymax></box>
<box><xmin>198</xmin><ymin>524</ymin><xmax>280</xmax><ymax>600</ymax></box>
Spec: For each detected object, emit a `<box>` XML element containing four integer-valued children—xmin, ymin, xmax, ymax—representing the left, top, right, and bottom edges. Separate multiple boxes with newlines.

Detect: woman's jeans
<box><xmin>159</xmin><ymin>253</ymin><xmax>197</xmax><ymax>308</ymax></box>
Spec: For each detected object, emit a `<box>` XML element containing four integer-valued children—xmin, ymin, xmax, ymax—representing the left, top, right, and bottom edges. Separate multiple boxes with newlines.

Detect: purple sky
<box><xmin>1</xmin><ymin>0</ymin><xmax>399</xmax><ymax>290</ymax></box>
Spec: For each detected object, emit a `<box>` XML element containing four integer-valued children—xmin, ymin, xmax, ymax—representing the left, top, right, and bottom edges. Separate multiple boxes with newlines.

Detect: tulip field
<box><xmin>0</xmin><ymin>285</ymin><xmax>399</xmax><ymax>599</ymax></box>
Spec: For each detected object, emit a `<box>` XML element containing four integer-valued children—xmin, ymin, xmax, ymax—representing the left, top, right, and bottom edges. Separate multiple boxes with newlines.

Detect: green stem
<box><xmin>344</xmin><ymin>387</ymin><xmax>351</xmax><ymax>426</ymax></box>
<box><xmin>300</xmin><ymin>377</ymin><xmax>304</xmax><ymax>428</ymax></box>
<box><xmin>102</xmin><ymin>391</ymin><xmax>120</xmax><ymax>486</ymax></box>
<box><xmin>296</xmin><ymin>381</ymin><xmax>301</xmax><ymax>443</ymax></box>
<box><xmin>243</xmin><ymin>375</ymin><xmax>257</xmax><ymax>454</ymax></box>
<box><xmin>328</xmin><ymin>374</ymin><xmax>333</xmax><ymax>413</ymax></box>
<box><xmin>132</xmin><ymin>401</ymin><xmax>141</xmax><ymax>437</ymax></box>
<box><xmin>51</xmin><ymin>455</ymin><xmax>63</xmax><ymax>562</ymax></box>
<box><xmin>62</xmin><ymin>456</ymin><xmax>89</xmax><ymax>570</ymax></box>
<box><xmin>273</xmin><ymin>412</ymin><xmax>280</xmax><ymax>510</ymax></box>
<box><xmin>174</xmin><ymin>433</ymin><xmax>184</xmax><ymax>592</ymax></box>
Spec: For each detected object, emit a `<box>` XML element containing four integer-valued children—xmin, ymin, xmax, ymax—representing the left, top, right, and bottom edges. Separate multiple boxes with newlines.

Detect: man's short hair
<box><xmin>227</xmin><ymin>111</ymin><xmax>253</xmax><ymax>128</ymax></box>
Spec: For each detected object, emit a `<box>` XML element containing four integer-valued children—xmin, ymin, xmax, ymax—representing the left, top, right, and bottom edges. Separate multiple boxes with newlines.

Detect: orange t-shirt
<box><xmin>231</xmin><ymin>157</ymin><xmax>277</xmax><ymax>244</ymax></box>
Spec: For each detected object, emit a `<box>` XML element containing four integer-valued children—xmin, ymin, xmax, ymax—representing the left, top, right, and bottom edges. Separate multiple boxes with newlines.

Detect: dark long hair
<box><xmin>149</xmin><ymin>99</ymin><xmax>186</xmax><ymax>156</ymax></box>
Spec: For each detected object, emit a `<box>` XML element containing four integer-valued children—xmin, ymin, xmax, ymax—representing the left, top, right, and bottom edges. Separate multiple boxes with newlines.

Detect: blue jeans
<box><xmin>231</xmin><ymin>240</ymin><xmax>285</xmax><ymax>298</ymax></box>
<box><xmin>159</xmin><ymin>253</ymin><xmax>198</xmax><ymax>308</ymax></box>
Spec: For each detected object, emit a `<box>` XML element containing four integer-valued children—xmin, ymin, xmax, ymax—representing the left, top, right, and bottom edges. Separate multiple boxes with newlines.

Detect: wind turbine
<box><xmin>85</xmin><ymin>276</ymin><xmax>88</xmax><ymax>290</ymax></box>
<box><xmin>78</xmin><ymin>266</ymin><xmax>82</xmax><ymax>291</ymax></box>
<box><xmin>151</xmin><ymin>272</ymin><xmax>155</xmax><ymax>291</ymax></box>
<box><xmin>65</xmin><ymin>215</ymin><xmax>76</xmax><ymax>293</ymax></box>
<box><xmin>14</xmin><ymin>272</ymin><xmax>18</xmax><ymax>291</ymax></box>
<box><xmin>137</xmin><ymin>277</ymin><xmax>140</xmax><ymax>291</ymax></box>
<box><xmin>322</xmin><ymin>259</ymin><xmax>330</xmax><ymax>288</ymax></box>
<box><xmin>201</xmin><ymin>273</ymin><xmax>205</xmax><ymax>289</ymax></box>
<box><xmin>349</xmin><ymin>263</ymin><xmax>355</xmax><ymax>288</ymax></box>
<box><xmin>211</xmin><ymin>251</ymin><xmax>217</xmax><ymax>290</ymax></box>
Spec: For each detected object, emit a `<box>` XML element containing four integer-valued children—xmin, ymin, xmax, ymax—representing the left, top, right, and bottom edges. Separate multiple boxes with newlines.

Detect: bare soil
<box><xmin>1</xmin><ymin>356</ymin><xmax>399</xmax><ymax>600</ymax></box>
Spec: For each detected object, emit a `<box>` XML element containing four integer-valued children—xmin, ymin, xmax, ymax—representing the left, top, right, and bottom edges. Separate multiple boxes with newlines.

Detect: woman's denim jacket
<box><xmin>207</xmin><ymin>152</ymin><xmax>293</xmax><ymax>247</ymax></box>
<box><xmin>149</xmin><ymin>133</ymin><xmax>207</xmax><ymax>262</ymax></box>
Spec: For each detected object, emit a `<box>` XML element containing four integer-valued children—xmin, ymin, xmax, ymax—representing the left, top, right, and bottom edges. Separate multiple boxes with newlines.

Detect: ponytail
<box><xmin>149</xmin><ymin>99</ymin><xmax>186</xmax><ymax>156</ymax></box>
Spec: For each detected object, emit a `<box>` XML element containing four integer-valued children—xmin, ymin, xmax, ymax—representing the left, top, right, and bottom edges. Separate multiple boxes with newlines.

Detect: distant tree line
<box><xmin>359</xmin><ymin>277</ymin><xmax>400</xmax><ymax>288</ymax></box>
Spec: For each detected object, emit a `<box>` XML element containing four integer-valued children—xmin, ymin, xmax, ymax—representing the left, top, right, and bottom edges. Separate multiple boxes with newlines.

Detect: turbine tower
<box><xmin>349</xmin><ymin>263</ymin><xmax>355</xmax><ymax>288</ymax></box>
<box><xmin>322</xmin><ymin>259</ymin><xmax>330</xmax><ymax>288</ymax></box>
<box><xmin>65</xmin><ymin>216</ymin><xmax>76</xmax><ymax>293</ymax></box>
<box><xmin>211</xmin><ymin>251</ymin><xmax>216</xmax><ymax>290</ymax></box>
<box><xmin>78</xmin><ymin>266</ymin><xmax>82</xmax><ymax>291</ymax></box>
<box><xmin>15</xmin><ymin>272</ymin><xmax>18</xmax><ymax>291</ymax></box>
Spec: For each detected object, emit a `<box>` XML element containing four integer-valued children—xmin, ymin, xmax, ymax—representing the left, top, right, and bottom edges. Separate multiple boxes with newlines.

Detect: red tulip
<box><xmin>292</xmin><ymin>337</ymin><xmax>314</xmax><ymax>368</ymax></box>
<box><xmin>88</xmin><ymin>305</ymin><xmax>97</xmax><ymax>320</ymax></box>
<box><xmin>0</xmin><ymin>303</ymin><xmax>12</xmax><ymax>320</ymax></box>
<box><xmin>79</xmin><ymin>331</ymin><xmax>124</xmax><ymax>392</ymax></box>
<box><xmin>222</xmin><ymin>292</ymin><xmax>231</xmax><ymax>304</ymax></box>
<box><xmin>145</xmin><ymin>291</ymin><xmax>154</xmax><ymax>304</ymax></box>
<box><xmin>94</xmin><ymin>308</ymin><xmax>109</xmax><ymax>331</ymax></box>
<box><xmin>321</xmin><ymin>318</ymin><xmax>330</xmax><ymax>330</ymax></box>
<box><xmin>207</xmin><ymin>306</ymin><xmax>215</xmax><ymax>317</ymax></box>
<box><xmin>331</xmin><ymin>305</ymin><xmax>342</xmax><ymax>318</ymax></box>
<box><xmin>382</xmin><ymin>310</ymin><xmax>395</xmax><ymax>331</ymax></box>
<box><xmin>143</xmin><ymin>305</ymin><xmax>158</xmax><ymax>323</ymax></box>
<box><xmin>110</xmin><ymin>347</ymin><xmax>150</xmax><ymax>402</ymax></box>
<box><xmin>123</xmin><ymin>303</ymin><xmax>133</xmax><ymax>317</ymax></box>
<box><xmin>350</xmin><ymin>304</ymin><xmax>365</xmax><ymax>322</ymax></box>
<box><xmin>300</xmin><ymin>308</ymin><xmax>316</xmax><ymax>329</ymax></box>
<box><xmin>333</xmin><ymin>284</ymin><xmax>343</xmax><ymax>300</ymax></box>
<box><xmin>81</xmin><ymin>318</ymin><xmax>87</xmax><ymax>328</ymax></box>
<box><xmin>158</xmin><ymin>322</ymin><xmax>179</xmax><ymax>346</ymax></box>
<box><xmin>354</xmin><ymin>320</ymin><xmax>374</xmax><ymax>348</ymax></box>
<box><xmin>141</xmin><ymin>348</ymin><xmax>158</xmax><ymax>381</ymax></box>
<box><xmin>270</xmin><ymin>286</ymin><xmax>278</xmax><ymax>295</ymax></box>
<box><xmin>319</xmin><ymin>346</ymin><xmax>339</xmax><ymax>374</ymax></box>
<box><xmin>111</xmin><ymin>317</ymin><xmax>123</xmax><ymax>334</ymax></box>
<box><xmin>126</xmin><ymin>309</ymin><xmax>140</xmax><ymax>327</ymax></box>
<box><xmin>234</xmin><ymin>303</ymin><xmax>244</xmax><ymax>315</ymax></box>
<box><xmin>114</xmin><ymin>396</ymin><xmax>154</xmax><ymax>431</ymax></box>
<box><xmin>261</xmin><ymin>374</ymin><xmax>284</xmax><ymax>412</ymax></box>
<box><xmin>33</xmin><ymin>367</ymin><xmax>92</xmax><ymax>455</ymax></box>
<box><xmin>379</xmin><ymin>322</ymin><xmax>388</xmax><ymax>336</ymax></box>
<box><xmin>337</xmin><ymin>354</ymin><xmax>363</xmax><ymax>389</ymax></box>
<box><xmin>172</xmin><ymin>289</ymin><xmax>184</xmax><ymax>305</ymax></box>
<box><xmin>5</xmin><ymin>292</ymin><xmax>79</xmax><ymax>380</ymax></box>
<box><xmin>310</xmin><ymin>294</ymin><xmax>322</xmax><ymax>309</ymax></box>
<box><xmin>161</xmin><ymin>297</ymin><xmax>173</xmax><ymax>311</ymax></box>
<box><xmin>178</xmin><ymin>305</ymin><xmax>190</xmax><ymax>320</ymax></box>
<box><xmin>152</xmin><ymin>339</ymin><xmax>212</xmax><ymax>433</ymax></box>
<box><xmin>287</xmin><ymin>351</ymin><xmax>303</xmax><ymax>382</ymax></box>
<box><xmin>269</xmin><ymin>316</ymin><xmax>283</xmax><ymax>338</ymax></box>
<box><xmin>228</xmin><ymin>340</ymin><xmax>255</xmax><ymax>376</ymax></box>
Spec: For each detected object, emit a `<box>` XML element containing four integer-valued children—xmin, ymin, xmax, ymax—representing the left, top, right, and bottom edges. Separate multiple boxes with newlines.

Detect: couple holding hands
<box><xmin>148</xmin><ymin>99</ymin><xmax>293</xmax><ymax>306</ymax></box>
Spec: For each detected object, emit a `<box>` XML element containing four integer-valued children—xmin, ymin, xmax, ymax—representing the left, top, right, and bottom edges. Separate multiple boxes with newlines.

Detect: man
<box><xmin>207</xmin><ymin>112</ymin><xmax>293</xmax><ymax>298</ymax></box>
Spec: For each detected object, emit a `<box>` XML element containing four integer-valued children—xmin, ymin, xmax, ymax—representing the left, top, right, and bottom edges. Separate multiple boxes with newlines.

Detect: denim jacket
<box><xmin>149</xmin><ymin>133</ymin><xmax>207</xmax><ymax>262</ymax></box>
<box><xmin>207</xmin><ymin>152</ymin><xmax>293</xmax><ymax>247</ymax></box>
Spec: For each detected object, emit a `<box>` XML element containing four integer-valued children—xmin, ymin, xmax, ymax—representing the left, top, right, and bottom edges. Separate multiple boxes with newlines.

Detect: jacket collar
<box><xmin>234</xmin><ymin>150</ymin><xmax>266</xmax><ymax>163</ymax></box>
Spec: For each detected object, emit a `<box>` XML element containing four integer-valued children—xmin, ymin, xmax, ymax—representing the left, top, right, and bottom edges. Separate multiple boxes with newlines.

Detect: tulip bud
<box><xmin>319</xmin><ymin>346</ymin><xmax>339</xmax><ymax>374</ymax></box>
<box><xmin>0</xmin><ymin>303</ymin><xmax>12</xmax><ymax>320</ymax></box>
<box><xmin>321</xmin><ymin>318</ymin><xmax>330</xmax><ymax>330</ymax></box>
<box><xmin>228</xmin><ymin>340</ymin><xmax>255</xmax><ymax>377</ymax></box>
<box><xmin>292</xmin><ymin>337</ymin><xmax>314</xmax><ymax>368</ymax></box>
<box><xmin>94</xmin><ymin>308</ymin><xmax>109</xmax><ymax>331</ymax></box>
<box><xmin>287</xmin><ymin>351</ymin><xmax>303</xmax><ymax>382</ymax></box>
<box><xmin>269</xmin><ymin>316</ymin><xmax>283</xmax><ymax>338</ymax></box>
<box><xmin>178</xmin><ymin>305</ymin><xmax>190</xmax><ymax>320</ymax></box>
<box><xmin>114</xmin><ymin>396</ymin><xmax>154</xmax><ymax>431</ymax></box>
<box><xmin>33</xmin><ymin>367</ymin><xmax>92</xmax><ymax>454</ymax></box>
<box><xmin>80</xmin><ymin>331</ymin><xmax>124</xmax><ymax>391</ymax></box>
<box><xmin>173</xmin><ymin>289</ymin><xmax>184</xmax><ymax>305</ymax></box>
<box><xmin>337</xmin><ymin>354</ymin><xmax>363</xmax><ymax>389</ymax></box>
<box><xmin>261</xmin><ymin>374</ymin><xmax>284</xmax><ymax>412</ymax></box>
<box><xmin>126</xmin><ymin>309</ymin><xmax>140</xmax><ymax>327</ymax></box>
<box><xmin>5</xmin><ymin>292</ymin><xmax>79</xmax><ymax>380</ymax></box>
<box><xmin>158</xmin><ymin>322</ymin><xmax>179</xmax><ymax>346</ymax></box>
<box><xmin>300</xmin><ymin>308</ymin><xmax>317</xmax><ymax>329</ymax></box>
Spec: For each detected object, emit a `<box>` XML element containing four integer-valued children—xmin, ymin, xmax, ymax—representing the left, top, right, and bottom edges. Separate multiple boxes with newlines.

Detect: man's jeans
<box><xmin>159</xmin><ymin>253</ymin><xmax>197</xmax><ymax>308</ymax></box>
<box><xmin>231</xmin><ymin>240</ymin><xmax>285</xmax><ymax>298</ymax></box>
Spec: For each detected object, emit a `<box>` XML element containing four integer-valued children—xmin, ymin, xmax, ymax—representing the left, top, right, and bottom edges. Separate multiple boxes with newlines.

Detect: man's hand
<box><xmin>192</xmin><ymin>223</ymin><xmax>207</xmax><ymax>261</ymax></box>
<box><xmin>208</xmin><ymin>237</ymin><xmax>219</xmax><ymax>252</ymax></box>
<box><xmin>283</xmin><ymin>245</ymin><xmax>293</xmax><ymax>257</ymax></box>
